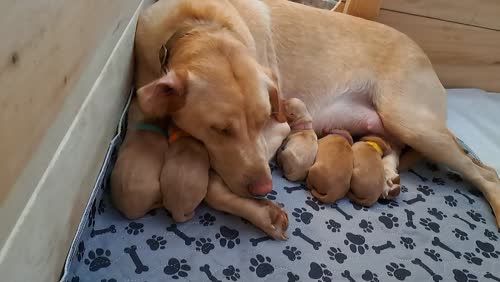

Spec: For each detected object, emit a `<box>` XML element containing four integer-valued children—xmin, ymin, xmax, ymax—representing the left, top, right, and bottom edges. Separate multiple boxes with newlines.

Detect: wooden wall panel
<box><xmin>377</xmin><ymin>10</ymin><xmax>500</xmax><ymax>92</ymax></box>
<box><xmin>0</xmin><ymin>0</ymin><xmax>140</xmax><ymax>246</ymax></box>
<box><xmin>382</xmin><ymin>0</ymin><xmax>500</xmax><ymax>30</ymax></box>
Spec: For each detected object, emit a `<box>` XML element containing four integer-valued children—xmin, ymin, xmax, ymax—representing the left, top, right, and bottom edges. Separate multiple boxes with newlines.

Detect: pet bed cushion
<box><xmin>60</xmin><ymin>90</ymin><xmax>500</xmax><ymax>282</ymax></box>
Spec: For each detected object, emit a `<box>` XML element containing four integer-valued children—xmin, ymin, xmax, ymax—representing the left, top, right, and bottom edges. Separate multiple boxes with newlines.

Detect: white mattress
<box><xmin>447</xmin><ymin>89</ymin><xmax>500</xmax><ymax>173</ymax></box>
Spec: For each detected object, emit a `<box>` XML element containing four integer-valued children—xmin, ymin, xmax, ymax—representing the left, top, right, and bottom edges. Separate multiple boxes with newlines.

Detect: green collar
<box><xmin>135</xmin><ymin>122</ymin><xmax>169</xmax><ymax>138</ymax></box>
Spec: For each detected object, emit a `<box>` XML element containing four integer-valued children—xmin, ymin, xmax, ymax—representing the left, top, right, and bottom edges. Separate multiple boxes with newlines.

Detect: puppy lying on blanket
<box><xmin>112</xmin><ymin>100</ymin><xmax>210</xmax><ymax>222</ymax></box>
<box><xmin>307</xmin><ymin>130</ymin><xmax>354</xmax><ymax>203</ymax></box>
<box><xmin>277</xmin><ymin>98</ymin><xmax>318</xmax><ymax>181</ymax></box>
<box><xmin>348</xmin><ymin>136</ymin><xmax>394</xmax><ymax>206</ymax></box>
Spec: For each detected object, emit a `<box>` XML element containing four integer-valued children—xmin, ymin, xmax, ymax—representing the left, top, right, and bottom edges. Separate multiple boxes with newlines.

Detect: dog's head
<box><xmin>137</xmin><ymin>28</ymin><xmax>284</xmax><ymax>197</ymax></box>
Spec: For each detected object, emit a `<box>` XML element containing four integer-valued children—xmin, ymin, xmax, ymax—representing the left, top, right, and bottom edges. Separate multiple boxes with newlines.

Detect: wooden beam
<box><xmin>331</xmin><ymin>0</ymin><xmax>345</xmax><ymax>12</ymax></box>
<box><xmin>343</xmin><ymin>0</ymin><xmax>382</xmax><ymax>20</ymax></box>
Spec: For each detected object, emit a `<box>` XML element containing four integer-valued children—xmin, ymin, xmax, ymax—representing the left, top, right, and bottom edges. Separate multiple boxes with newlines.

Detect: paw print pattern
<box><xmin>216</xmin><ymin>226</ymin><xmax>241</xmax><ymax>249</ymax></box>
<box><xmin>266</xmin><ymin>190</ymin><xmax>277</xmax><ymax>201</ymax></box>
<box><xmin>377</xmin><ymin>199</ymin><xmax>399</xmax><ymax>209</ymax></box>
<box><xmin>325</xmin><ymin>219</ymin><xmax>341</xmax><ymax>232</ymax></box>
<box><xmin>452</xmin><ymin>269</ymin><xmax>478</xmax><ymax>282</ymax></box>
<box><xmin>344</xmin><ymin>232</ymin><xmax>369</xmax><ymax>254</ymax></box>
<box><xmin>484</xmin><ymin>229</ymin><xmax>498</xmax><ymax>241</ymax></box>
<box><xmin>164</xmin><ymin>258</ymin><xmax>191</xmax><ymax>279</ymax></box>
<box><xmin>146</xmin><ymin>235</ymin><xmax>167</xmax><ymax>251</ymax></box>
<box><xmin>287</xmin><ymin>272</ymin><xmax>300</xmax><ymax>282</ymax></box>
<box><xmin>463</xmin><ymin>252</ymin><xmax>483</xmax><ymax>265</ymax></box>
<box><xmin>292</xmin><ymin>207</ymin><xmax>313</xmax><ymax>224</ymax></box>
<box><xmin>419</xmin><ymin>218</ymin><xmax>440</xmax><ymax>233</ymax></box>
<box><xmin>359</xmin><ymin>220</ymin><xmax>374</xmax><ymax>233</ymax></box>
<box><xmin>453</xmin><ymin>228</ymin><xmax>469</xmax><ymax>240</ymax></box>
<box><xmin>400</xmin><ymin>237</ymin><xmax>416</xmax><ymax>250</ymax></box>
<box><xmin>475</xmin><ymin>240</ymin><xmax>500</xmax><ymax>258</ymax></box>
<box><xmin>249</xmin><ymin>255</ymin><xmax>274</xmax><ymax>278</ymax></box>
<box><xmin>378</xmin><ymin>213</ymin><xmax>399</xmax><ymax>229</ymax></box>
<box><xmin>223</xmin><ymin>265</ymin><xmax>240</xmax><ymax>281</ymax></box>
<box><xmin>198</xmin><ymin>213</ymin><xmax>216</xmax><ymax>226</ymax></box>
<box><xmin>424</xmin><ymin>248</ymin><xmax>442</xmax><ymax>262</ymax></box>
<box><xmin>76</xmin><ymin>241</ymin><xmax>85</xmax><ymax>262</ymax></box>
<box><xmin>427</xmin><ymin>208</ymin><xmax>447</xmax><ymax>220</ymax></box>
<box><xmin>386</xmin><ymin>262</ymin><xmax>411</xmax><ymax>281</ymax></box>
<box><xmin>283</xmin><ymin>246</ymin><xmax>302</xmax><ymax>261</ymax></box>
<box><xmin>327</xmin><ymin>247</ymin><xmax>347</xmax><ymax>263</ymax></box>
<box><xmin>125</xmin><ymin>222</ymin><xmax>144</xmax><ymax>235</ymax></box>
<box><xmin>432</xmin><ymin>177</ymin><xmax>445</xmax><ymax>185</ymax></box>
<box><xmin>305</xmin><ymin>197</ymin><xmax>325</xmax><ymax>211</ymax></box>
<box><xmin>445</xmin><ymin>195</ymin><xmax>458</xmax><ymax>207</ymax></box>
<box><xmin>400</xmin><ymin>185</ymin><xmax>408</xmax><ymax>193</ymax></box>
<box><xmin>308</xmin><ymin>262</ymin><xmax>332</xmax><ymax>282</ymax></box>
<box><xmin>87</xmin><ymin>199</ymin><xmax>97</xmax><ymax>227</ymax></box>
<box><xmin>195</xmin><ymin>238</ymin><xmax>215</xmax><ymax>254</ymax></box>
<box><xmin>84</xmin><ymin>248</ymin><xmax>111</xmax><ymax>272</ymax></box>
<box><xmin>351</xmin><ymin>201</ymin><xmax>369</xmax><ymax>211</ymax></box>
<box><xmin>467</xmin><ymin>210</ymin><xmax>486</xmax><ymax>224</ymax></box>
<box><xmin>417</xmin><ymin>185</ymin><xmax>434</xmax><ymax>196</ymax></box>
<box><xmin>362</xmin><ymin>270</ymin><xmax>379</xmax><ymax>282</ymax></box>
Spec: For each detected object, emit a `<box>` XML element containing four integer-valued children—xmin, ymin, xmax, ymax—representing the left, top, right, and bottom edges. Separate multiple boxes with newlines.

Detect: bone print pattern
<box><xmin>60</xmin><ymin>102</ymin><xmax>500</xmax><ymax>282</ymax></box>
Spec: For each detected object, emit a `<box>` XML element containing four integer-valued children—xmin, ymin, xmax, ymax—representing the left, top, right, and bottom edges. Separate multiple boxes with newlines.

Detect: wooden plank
<box><xmin>343</xmin><ymin>0</ymin><xmax>382</xmax><ymax>20</ymax></box>
<box><xmin>382</xmin><ymin>0</ymin><xmax>500</xmax><ymax>30</ymax></box>
<box><xmin>0</xmin><ymin>0</ymin><xmax>139</xmax><ymax>245</ymax></box>
<box><xmin>377</xmin><ymin>10</ymin><xmax>500</xmax><ymax>92</ymax></box>
<box><xmin>0</xmin><ymin>2</ymin><xmax>144</xmax><ymax>280</ymax></box>
<box><xmin>331</xmin><ymin>0</ymin><xmax>345</xmax><ymax>12</ymax></box>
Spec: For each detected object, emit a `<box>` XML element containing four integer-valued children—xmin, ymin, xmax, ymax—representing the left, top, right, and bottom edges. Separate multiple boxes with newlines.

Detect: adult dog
<box><xmin>132</xmin><ymin>0</ymin><xmax>500</xmax><ymax>239</ymax></box>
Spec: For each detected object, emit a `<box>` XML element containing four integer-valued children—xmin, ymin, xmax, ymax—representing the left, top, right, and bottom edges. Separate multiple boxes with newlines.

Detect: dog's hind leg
<box><xmin>375</xmin><ymin>68</ymin><xmax>500</xmax><ymax>226</ymax></box>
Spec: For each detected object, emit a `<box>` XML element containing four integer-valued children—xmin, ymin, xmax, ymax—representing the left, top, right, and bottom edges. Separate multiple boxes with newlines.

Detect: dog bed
<box><xmin>60</xmin><ymin>90</ymin><xmax>500</xmax><ymax>282</ymax></box>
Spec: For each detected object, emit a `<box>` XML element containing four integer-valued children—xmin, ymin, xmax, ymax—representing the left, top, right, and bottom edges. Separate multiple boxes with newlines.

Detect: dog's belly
<box><xmin>309</xmin><ymin>92</ymin><xmax>385</xmax><ymax>138</ymax></box>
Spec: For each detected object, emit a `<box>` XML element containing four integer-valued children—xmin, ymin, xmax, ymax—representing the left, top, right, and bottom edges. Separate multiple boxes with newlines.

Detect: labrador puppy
<box><xmin>134</xmin><ymin>0</ymin><xmax>500</xmax><ymax>231</ymax></box>
<box><xmin>307</xmin><ymin>130</ymin><xmax>353</xmax><ymax>203</ymax></box>
<box><xmin>348</xmin><ymin>136</ymin><xmax>393</xmax><ymax>207</ymax></box>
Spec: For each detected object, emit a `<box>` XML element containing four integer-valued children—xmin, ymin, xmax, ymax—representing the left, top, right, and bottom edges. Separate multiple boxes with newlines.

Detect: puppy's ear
<box><xmin>262</xmin><ymin>67</ymin><xmax>287</xmax><ymax>123</ymax></box>
<box><xmin>361</xmin><ymin>135</ymin><xmax>392</xmax><ymax>156</ymax></box>
<box><xmin>136</xmin><ymin>70</ymin><xmax>187</xmax><ymax>119</ymax></box>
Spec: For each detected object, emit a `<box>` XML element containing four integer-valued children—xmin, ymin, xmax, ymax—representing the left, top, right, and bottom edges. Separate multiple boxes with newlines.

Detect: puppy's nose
<box><xmin>248</xmin><ymin>179</ymin><xmax>273</xmax><ymax>196</ymax></box>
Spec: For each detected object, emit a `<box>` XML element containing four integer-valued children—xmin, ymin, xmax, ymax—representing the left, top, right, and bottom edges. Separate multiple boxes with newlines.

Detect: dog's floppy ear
<box><xmin>136</xmin><ymin>70</ymin><xmax>187</xmax><ymax>119</ymax></box>
<box><xmin>361</xmin><ymin>135</ymin><xmax>392</xmax><ymax>156</ymax></box>
<box><xmin>262</xmin><ymin>67</ymin><xmax>287</xmax><ymax>123</ymax></box>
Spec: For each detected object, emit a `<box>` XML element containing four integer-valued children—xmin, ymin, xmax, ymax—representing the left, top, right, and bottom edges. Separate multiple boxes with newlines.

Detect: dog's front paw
<box><xmin>258</xmin><ymin>200</ymin><xmax>289</xmax><ymax>240</ymax></box>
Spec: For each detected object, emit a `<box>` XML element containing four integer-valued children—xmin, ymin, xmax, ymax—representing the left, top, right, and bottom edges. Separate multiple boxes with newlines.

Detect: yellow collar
<box><xmin>365</xmin><ymin>141</ymin><xmax>383</xmax><ymax>155</ymax></box>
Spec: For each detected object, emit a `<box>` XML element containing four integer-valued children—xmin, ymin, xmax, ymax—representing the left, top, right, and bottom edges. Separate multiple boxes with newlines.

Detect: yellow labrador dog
<box><xmin>132</xmin><ymin>0</ymin><xmax>500</xmax><ymax>239</ymax></box>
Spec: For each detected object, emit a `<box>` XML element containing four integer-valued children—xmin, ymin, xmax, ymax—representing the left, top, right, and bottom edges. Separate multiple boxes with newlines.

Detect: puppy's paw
<box><xmin>382</xmin><ymin>170</ymin><xmax>400</xmax><ymax>200</ymax></box>
<box><xmin>258</xmin><ymin>200</ymin><xmax>289</xmax><ymax>240</ymax></box>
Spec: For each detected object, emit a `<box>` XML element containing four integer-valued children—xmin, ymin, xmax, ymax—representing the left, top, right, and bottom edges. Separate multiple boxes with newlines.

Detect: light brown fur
<box><xmin>307</xmin><ymin>130</ymin><xmax>353</xmax><ymax>203</ymax></box>
<box><xmin>277</xmin><ymin>98</ymin><xmax>318</xmax><ymax>181</ymax></box>
<box><xmin>110</xmin><ymin>112</ymin><xmax>167</xmax><ymax>219</ymax></box>
<box><xmin>131</xmin><ymin>0</ymin><xmax>500</xmax><ymax>235</ymax></box>
<box><xmin>348</xmin><ymin>136</ymin><xmax>392</xmax><ymax>207</ymax></box>
<box><xmin>161</xmin><ymin>136</ymin><xmax>210</xmax><ymax>222</ymax></box>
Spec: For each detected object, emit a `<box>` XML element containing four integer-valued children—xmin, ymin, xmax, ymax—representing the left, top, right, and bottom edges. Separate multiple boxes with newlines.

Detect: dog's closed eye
<box><xmin>211</xmin><ymin>125</ymin><xmax>232</xmax><ymax>137</ymax></box>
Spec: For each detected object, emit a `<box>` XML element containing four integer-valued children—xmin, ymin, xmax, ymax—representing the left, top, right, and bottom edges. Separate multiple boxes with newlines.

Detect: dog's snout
<box><xmin>248</xmin><ymin>178</ymin><xmax>272</xmax><ymax>196</ymax></box>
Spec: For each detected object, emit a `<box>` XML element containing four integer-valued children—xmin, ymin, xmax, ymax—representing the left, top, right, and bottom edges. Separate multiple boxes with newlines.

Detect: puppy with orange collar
<box><xmin>161</xmin><ymin>124</ymin><xmax>210</xmax><ymax>222</ymax></box>
<box><xmin>348</xmin><ymin>136</ymin><xmax>394</xmax><ymax>206</ymax></box>
<box><xmin>307</xmin><ymin>130</ymin><xmax>354</xmax><ymax>203</ymax></box>
<box><xmin>277</xmin><ymin>98</ymin><xmax>318</xmax><ymax>181</ymax></box>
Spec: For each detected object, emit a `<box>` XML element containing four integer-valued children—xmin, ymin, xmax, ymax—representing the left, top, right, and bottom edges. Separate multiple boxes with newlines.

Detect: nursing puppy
<box><xmin>277</xmin><ymin>98</ymin><xmax>318</xmax><ymax>181</ymax></box>
<box><xmin>307</xmin><ymin>130</ymin><xmax>353</xmax><ymax>203</ymax></box>
<box><xmin>348</xmin><ymin>136</ymin><xmax>393</xmax><ymax>207</ymax></box>
<box><xmin>161</xmin><ymin>125</ymin><xmax>210</xmax><ymax>222</ymax></box>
